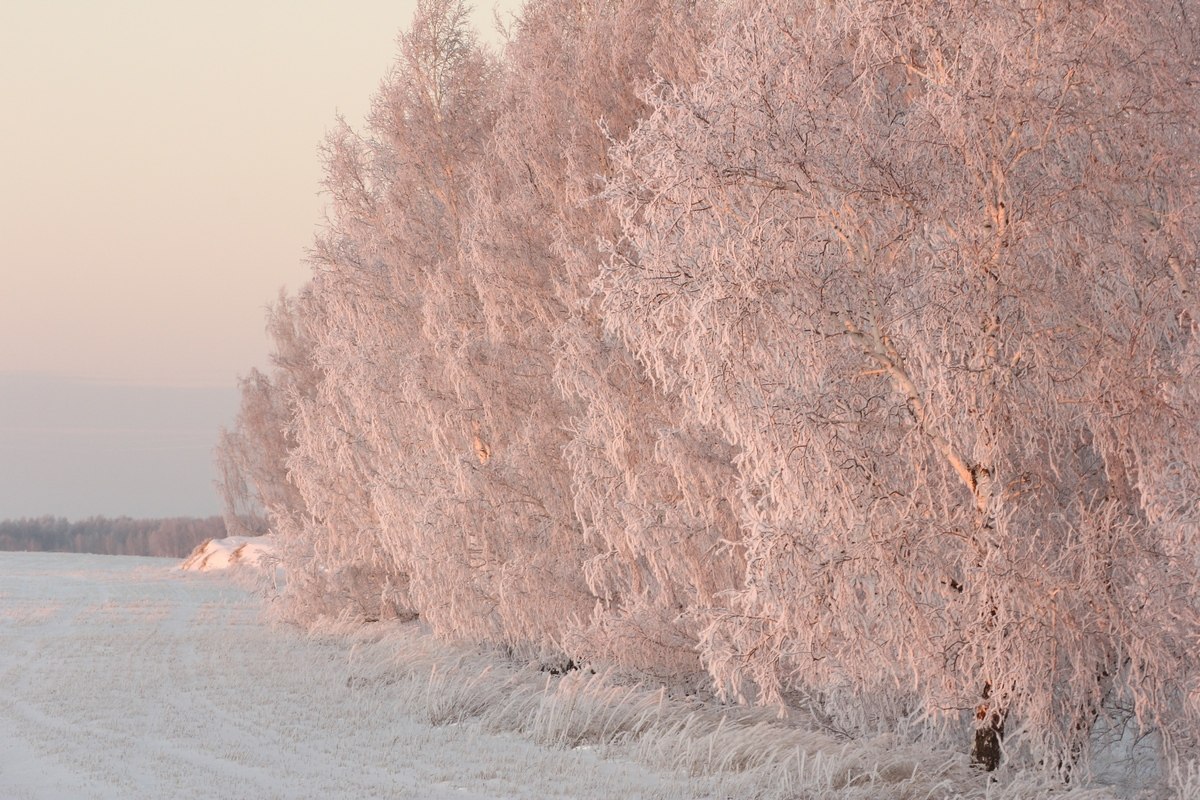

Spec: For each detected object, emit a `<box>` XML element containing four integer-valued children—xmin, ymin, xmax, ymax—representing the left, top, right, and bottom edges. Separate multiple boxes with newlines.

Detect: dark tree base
<box><xmin>973</xmin><ymin>724</ymin><xmax>1003</xmax><ymax>771</ymax></box>
<box><xmin>972</xmin><ymin>682</ymin><xmax>1006</xmax><ymax>771</ymax></box>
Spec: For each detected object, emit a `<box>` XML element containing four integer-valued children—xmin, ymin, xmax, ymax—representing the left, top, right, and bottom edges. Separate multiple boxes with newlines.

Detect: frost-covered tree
<box><xmin>464</xmin><ymin>0</ymin><xmax>734</xmax><ymax>677</ymax></box>
<box><xmin>276</xmin><ymin>0</ymin><xmax>495</xmax><ymax>624</ymax></box>
<box><xmin>214</xmin><ymin>294</ymin><xmax>314</xmax><ymax>539</ymax></box>
<box><xmin>278</xmin><ymin>0</ymin><xmax>604</xmax><ymax>643</ymax></box>
<box><xmin>602</xmin><ymin>0</ymin><xmax>1199</xmax><ymax>773</ymax></box>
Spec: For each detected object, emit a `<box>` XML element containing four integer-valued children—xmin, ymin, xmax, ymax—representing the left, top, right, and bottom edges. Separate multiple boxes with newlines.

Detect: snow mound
<box><xmin>179</xmin><ymin>535</ymin><xmax>277</xmax><ymax>572</ymax></box>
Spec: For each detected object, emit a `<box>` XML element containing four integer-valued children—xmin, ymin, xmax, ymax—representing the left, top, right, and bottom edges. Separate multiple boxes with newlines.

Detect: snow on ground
<box><xmin>0</xmin><ymin>552</ymin><xmax>714</xmax><ymax>799</ymax></box>
<box><xmin>0</xmin><ymin>551</ymin><xmax>1157</xmax><ymax>799</ymax></box>
<box><xmin>179</xmin><ymin>534</ymin><xmax>277</xmax><ymax>572</ymax></box>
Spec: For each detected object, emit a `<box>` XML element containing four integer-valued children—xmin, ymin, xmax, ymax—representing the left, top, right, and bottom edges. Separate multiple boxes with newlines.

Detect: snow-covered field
<box><xmin>0</xmin><ymin>551</ymin><xmax>1163</xmax><ymax>799</ymax></box>
<box><xmin>0</xmin><ymin>552</ymin><xmax>722</xmax><ymax>799</ymax></box>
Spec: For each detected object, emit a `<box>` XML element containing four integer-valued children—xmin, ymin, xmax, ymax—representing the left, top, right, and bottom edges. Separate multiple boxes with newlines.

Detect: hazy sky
<box><xmin>0</xmin><ymin>0</ymin><xmax>517</xmax><ymax>520</ymax></box>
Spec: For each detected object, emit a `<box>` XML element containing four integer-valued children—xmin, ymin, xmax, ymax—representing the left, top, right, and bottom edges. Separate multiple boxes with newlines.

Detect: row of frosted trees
<box><xmin>217</xmin><ymin>0</ymin><xmax>1200</xmax><ymax>780</ymax></box>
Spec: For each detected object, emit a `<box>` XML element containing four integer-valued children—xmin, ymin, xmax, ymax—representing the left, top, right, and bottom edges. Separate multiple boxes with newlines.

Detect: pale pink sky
<box><xmin>0</xmin><ymin>0</ymin><xmax>517</xmax><ymax>519</ymax></box>
<box><xmin>1</xmin><ymin>0</ymin><xmax>515</xmax><ymax>389</ymax></box>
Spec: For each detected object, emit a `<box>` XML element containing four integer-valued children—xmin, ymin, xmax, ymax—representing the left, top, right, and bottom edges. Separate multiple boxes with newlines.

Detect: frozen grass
<box><xmin>323</xmin><ymin>618</ymin><xmax>1141</xmax><ymax>800</ymax></box>
<box><xmin>1172</xmin><ymin>762</ymin><xmax>1200</xmax><ymax>800</ymax></box>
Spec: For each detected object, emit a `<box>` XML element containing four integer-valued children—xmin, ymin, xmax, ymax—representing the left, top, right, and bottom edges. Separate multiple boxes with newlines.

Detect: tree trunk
<box><xmin>972</xmin><ymin>684</ymin><xmax>1005</xmax><ymax>771</ymax></box>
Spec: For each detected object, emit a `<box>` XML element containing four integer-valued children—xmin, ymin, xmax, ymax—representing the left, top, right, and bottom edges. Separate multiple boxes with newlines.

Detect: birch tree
<box><xmin>461</xmin><ymin>0</ymin><xmax>739</xmax><ymax>676</ymax></box>
<box><xmin>602</xmin><ymin>0</ymin><xmax>1200</xmax><ymax>774</ymax></box>
<box><xmin>278</xmin><ymin>0</ymin><xmax>496</xmax><ymax>625</ymax></box>
<box><xmin>214</xmin><ymin>294</ymin><xmax>313</xmax><ymax>540</ymax></box>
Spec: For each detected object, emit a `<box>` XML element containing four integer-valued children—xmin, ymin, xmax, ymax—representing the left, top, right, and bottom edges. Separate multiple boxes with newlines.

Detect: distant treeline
<box><xmin>0</xmin><ymin>516</ymin><xmax>226</xmax><ymax>558</ymax></box>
